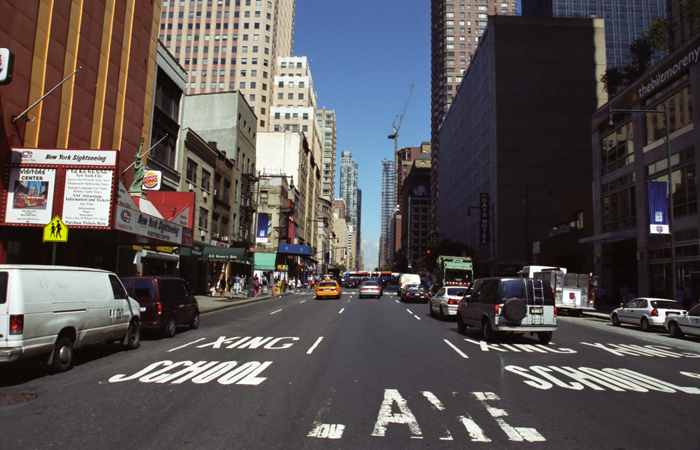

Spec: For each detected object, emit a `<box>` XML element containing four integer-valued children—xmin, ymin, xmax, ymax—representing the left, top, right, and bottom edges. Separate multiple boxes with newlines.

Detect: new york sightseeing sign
<box><xmin>1</xmin><ymin>148</ymin><xmax>118</xmax><ymax>229</ymax></box>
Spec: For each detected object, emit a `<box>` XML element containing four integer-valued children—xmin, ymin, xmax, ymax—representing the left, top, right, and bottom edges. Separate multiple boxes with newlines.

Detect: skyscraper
<box><xmin>379</xmin><ymin>158</ymin><xmax>394</xmax><ymax>268</ymax></box>
<box><xmin>158</xmin><ymin>0</ymin><xmax>296</xmax><ymax>130</ymax></box>
<box><xmin>340</xmin><ymin>151</ymin><xmax>360</xmax><ymax>263</ymax></box>
<box><xmin>430</xmin><ymin>0</ymin><xmax>518</xmax><ymax>240</ymax></box>
<box><xmin>317</xmin><ymin>109</ymin><xmax>337</xmax><ymax>201</ymax></box>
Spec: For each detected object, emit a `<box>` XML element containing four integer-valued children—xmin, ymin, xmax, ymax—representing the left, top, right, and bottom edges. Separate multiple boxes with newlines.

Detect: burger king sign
<box><xmin>142</xmin><ymin>170</ymin><xmax>162</xmax><ymax>191</ymax></box>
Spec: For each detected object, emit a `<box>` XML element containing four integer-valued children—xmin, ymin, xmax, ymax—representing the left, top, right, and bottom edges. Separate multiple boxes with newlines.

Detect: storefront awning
<box><xmin>202</xmin><ymin>246</ymin><xmax>247</xmax><ymax>262</ymax></box>
<box><xmin>579</xmin><ymin>231</ymin><xmax>637</xmax><ymax>245</ymax></box>
<box><xmin>254</xmin><ymin>252</ymin><xmax>277</xmax><ymax>270</ymax></box>
<box><xmin>133</xmin><ymin>249</ymin><xmax>179</xmax><ymax>263</ymax></box>
<box><xmin>178</xmin><ymin>240</ymin><xmax>207</xmax><ymax>257</ymax></box>
<box><xmin>278</xmin><ymin>243</ymin><xmax>313</xmax><ymax>256</ymax></box>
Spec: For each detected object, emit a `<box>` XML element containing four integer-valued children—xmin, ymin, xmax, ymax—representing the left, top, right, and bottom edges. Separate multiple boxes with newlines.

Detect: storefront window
<box><xmin>601</xmin><ymin>121</ymin><xmax>634</xmax><ymax>175</ymax></box>
<box><xmin>603</xmin><ymin>186</ymin><xmax>636</xmax><ymax>232</ymax></box>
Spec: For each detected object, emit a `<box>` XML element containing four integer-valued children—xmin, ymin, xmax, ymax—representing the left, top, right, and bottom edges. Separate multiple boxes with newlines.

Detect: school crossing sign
<box><xmin>43</xmin><ymin>216</ymin><xmax>68</xmax><ymax>242</ymax></box>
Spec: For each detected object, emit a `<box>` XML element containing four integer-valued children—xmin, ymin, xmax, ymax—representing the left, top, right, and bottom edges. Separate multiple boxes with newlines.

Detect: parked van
<box><xmin>0</xmin><ymin>265</ymin><xmax>141</xmax><ymax>372</ymax></box>
<box><xmin>399</xmin><ymin>274</ymin><xmax>421</xmax><ymax>295</ymax></box>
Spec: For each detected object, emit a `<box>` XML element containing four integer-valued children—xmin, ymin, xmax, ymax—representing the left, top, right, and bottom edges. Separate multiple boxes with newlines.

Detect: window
<box><xmin>202</xmin><ymin>170</ymin><xmax>211</xmax><ymax>191</ymax></box>
<box><xmin>186</xmin><ymin>159</ymin><xmax>198</xmax><ymax>183</ymax></box>
<box><xmin>199</xmin><ymin>207</ymin><xmax>209</xmax><ymax>229</ymax></box>
<box><xmin>260</xmin><ymin>190</ymin><xmax>268</xmax><ymax>205</ymax></box>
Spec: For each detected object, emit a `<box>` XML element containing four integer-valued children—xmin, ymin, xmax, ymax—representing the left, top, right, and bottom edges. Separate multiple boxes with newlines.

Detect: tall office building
<box><xmin>317</xmin><ymin>109</ymin><xmax>337</xmax><ymax>201</ymax></box>
<box><xmin>522</xmin><ymin>0</ymin><xmax>666</xmax><ymax>68</ymax></box>
<box><xmin>158</xmin><ymin>0</ymin><xmax>296</xmax><ymax>129</ymax></box>
<box><xmin>379</xmin><ymin>158</ymin><xmax>394</xmax><ymax>268</ymax></box>
<box><xmin>340</xmin><ymin>151</ymin><xmax>360</xmax><ymax>259</ymax></box>
<box><xmin>429</xmin><ymin>0</ymin><xmax>518</xmax><ymax>240</ymax></box>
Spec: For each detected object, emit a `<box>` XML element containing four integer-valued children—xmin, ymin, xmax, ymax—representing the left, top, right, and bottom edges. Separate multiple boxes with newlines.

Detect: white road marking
<box><xmin>413</xmin><ymin>315</ymin><xmax>421</xmax><ymax>320</ymax></box>
<box><xmin>395</xmin><ymin>300</ymin><xmax>399</xmax><ymax>303</ymax></box>
<box><xmin>270</xmin><ymin>309</ymin><xmax>283</xmax><ymax>315</ymax></box>
<box><xmin>307</xmin><ymin>423</ymin><xmax>345</xmax><ymax>439</ymax></box>
<box><xmin>473</xmin><ymin>392</ymin><xmax>546</xmax><ymax>442</ymax></box>
<box><xmin>339</xmin><ymin>308</ymin><xmax>345</xmax><ymax>314</ymax></box>
<box><xmin>444</xmin><ymin>339</ymin><xmax>469</xmax><ymax>358</ymax></box>
<box><xmin>300</xmin><ymin>300</ymin><xmax>306</xmax><ymax>304</ymax></box>
<box><xmin>371</xmin><ymin>389</ymin><xmax>423</xmax><ymax>438</ymax></box>
<box><xmin>168</xmin><ymin>338</ymin><xmax>206</xmax><ymax>352</ymax></box>
<box><xmin>307</xmin><ymin>337</ymin><xmax>324</xmax><ymax>355</ymax></box>
<box><xmin>421</xmin><ymin>391</ymin><xmax>446</xmax><ymax>410</ymax></box>
<box><xmin>458</xmin><ymin>415</ymin><xmax>491</xmax><ymax>442</ymax></box>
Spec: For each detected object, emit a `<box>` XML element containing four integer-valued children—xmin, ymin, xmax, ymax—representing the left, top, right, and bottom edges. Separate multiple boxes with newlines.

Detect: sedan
<box><xmin>664</xmin><ymin>303</ymin><xmax>700</xmax><ymax>338</ymax></box>
<box><xmin>359</xmin><ymin>280</ymin><xmax>383</xmax><ymax>298</ymax></box>
<box><xmin>316</xmin><ymin>280</ymin><xmax>341</xmax><ymax>299</ymax></box>
<box><xmin>430</xmin><ymin>286</ymin><xmax>469</xmax><ymax>320</ymax></box>
<box><xmin>611</xmin><ymin>298</ymin><xmax>686</xmax><ymax>331</ymax></box>
<box><xmin>401</xmin><ymin>284</ymin><xmax>430</xmax><ymax>303</ymax></box>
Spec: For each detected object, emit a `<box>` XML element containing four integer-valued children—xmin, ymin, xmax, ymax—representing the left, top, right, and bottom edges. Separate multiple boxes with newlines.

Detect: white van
<box><xmin>0</xmin><ymin>265</ymin><xmax>141</xmax><ymax>372</ymax></box>
<box><xmin>399</xmin><ymin>273</ymin><xmax>422</xmax><ymax>295</ymax></box>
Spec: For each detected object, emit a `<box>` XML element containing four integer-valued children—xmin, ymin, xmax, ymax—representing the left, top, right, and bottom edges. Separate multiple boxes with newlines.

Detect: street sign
<box><xmin>43</xmin><ymin>216</ymin><xmax>68</xmax><ymax>242</ymax></box>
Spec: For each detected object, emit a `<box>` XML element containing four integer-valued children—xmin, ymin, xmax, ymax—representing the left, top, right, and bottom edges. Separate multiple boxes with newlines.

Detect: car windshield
<box><xmin>363</xmin><ymin>281</ymin><xmax>379</xmax><ymax>287</ymax></box>
<box><xmin>446</xmin><ymin>288</ymin><xmax>467</xmax><ymax>297</ymax></box>
<box><xmin>651</xmin><ymin>300</ymin><xmax>683</xmax><ymax>309</ymax></box>
<box><xmin>319</xmin><ymin>282</ymin><xmax>337</xmax><ymax>288</ymax></box>
<box><xmin>407</xmin><ymin>285</ymin><xmax>423</xmax><ymax>291</ymax></box>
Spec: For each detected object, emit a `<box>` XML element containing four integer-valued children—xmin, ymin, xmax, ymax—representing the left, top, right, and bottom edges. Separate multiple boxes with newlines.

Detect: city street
<box><xmin>1</xmin><ymin>286</ymin><xmax>699</xmax><ymax>449</ymax></box>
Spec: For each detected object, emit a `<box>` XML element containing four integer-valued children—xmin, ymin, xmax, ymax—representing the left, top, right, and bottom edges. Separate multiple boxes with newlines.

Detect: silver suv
<box><xmin>456</xmin><ymin>277</ymin><xmax>557</xmax><ymax>344</ymax></box>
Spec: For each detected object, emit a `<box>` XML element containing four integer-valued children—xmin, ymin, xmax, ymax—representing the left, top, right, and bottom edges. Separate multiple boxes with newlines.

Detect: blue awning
<box><xmin>278</xmin><ymin>244</ymin><xmax>313</xmax><ymax>256</ymax></box>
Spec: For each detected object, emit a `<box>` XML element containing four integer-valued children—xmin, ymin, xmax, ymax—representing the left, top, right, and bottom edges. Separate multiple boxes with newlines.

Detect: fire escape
<box><xmin>239</xmin><ymin>167</ymin><xmax>259</xmax><ymax>246</ymax></box>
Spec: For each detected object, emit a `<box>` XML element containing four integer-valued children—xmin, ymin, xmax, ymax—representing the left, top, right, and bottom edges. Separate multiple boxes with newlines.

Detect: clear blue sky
<box><xmin>294</xmin><ymin>1</ymin><xmax>432</xmax><ymax>270</ymax></box>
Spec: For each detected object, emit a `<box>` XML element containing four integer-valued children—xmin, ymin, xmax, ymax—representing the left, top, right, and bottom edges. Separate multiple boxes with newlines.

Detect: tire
<box><xmin>163</xmin><ymin>316</ymin><xmax>177</xmax><ymax>338</ymax></box>
<box><xmin>611</xmin><ymin>313</ymin><xmax>620</xmax><ymax>326</ymax></box>
<box><xmin>502</xmin><ymin>299</ymin><xmax>527</xmax><ymax>322</ymax></box>
<box><xmin>641</xmin><ymin>317</ymin><xmax>652</xmax><ymax>332</ymax></box>
<box><xmin>669</xmin><ymin>321</ymin><xmax>684</xmax><ymax>339</ymax></box>
<box><xmin>439</xmin><ymin>306</ymin><xmax>446</xmax><ymax>321</ymax></box>
<box><xmin>429</xmin><ymin>302</ymin><xmax>436</xmax><ymax>317</ymax></box>
<box><xmin>538</xmin><ymin>331</ymin><xmax>553</xmax><ymax>345</ymax></box>
<box><xmin>482</xmin><ymin>320</ymin><xmax>496</xmax><ymax>342</ymax></box>
<box><xmin>190</xmin><ymin>312</ymin><xmax>200</xmax><ymax>330</ymax></box>
<box><xmin>457</xmin><ymin>314</ymin><xmax>467</xmax><ymax>334</ymax></box>
<box><xmin>50</xmin><ymin>336</ymin><xmax>74</xmax><ymax>373</ymax></box>
<box><xmin>125</xmin><ymin>321</ymin><xmax>141</xmax><ymax>350</ymax></box>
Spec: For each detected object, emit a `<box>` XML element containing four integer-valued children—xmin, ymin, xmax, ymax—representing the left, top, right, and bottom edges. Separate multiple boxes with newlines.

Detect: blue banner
<box><xmin>648</xmin><ymin>181</ymin><xmax>669</xmax><ymax>234</ymax></box>
<box><xmin>256</xmin><ymin>213</ymin><xmax>269</xmax><ymax>243</ymax></box>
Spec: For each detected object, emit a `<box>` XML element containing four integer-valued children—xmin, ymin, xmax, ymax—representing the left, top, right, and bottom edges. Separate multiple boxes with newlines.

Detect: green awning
<box><xmin>254</xmin><ymin>252</ymin><xmax>277</xmax><ymax>270</ymax></box>
<box><xmin>203</xmin><ymin>246</ymin><xmax>247</xmax><ymax>262</ymax></box>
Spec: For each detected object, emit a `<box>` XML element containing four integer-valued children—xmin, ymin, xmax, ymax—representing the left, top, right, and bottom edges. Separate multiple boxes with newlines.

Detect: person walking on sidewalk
<box><xmin>227</xmin><ymin>273</ymin><xmax>236</xmax><ymax>298</ymax></box>
<box><xmin>253</xmin><ymin>275</ymin><xmax>260</xmax><ymax>298</ymax></box>
<box><xmin>295</xmin><ymin>277</ymin><xmax>302</xmax><ymax>293</ymax></box>
<box><xmin>233</xmin><ymin>274</ymin><xmax>241</xmax><ymax>296</ymax></box>
<box><xmin>239</xmin><ymin>275</ymin><xmax>245</xmax><ymax>294</ymax></box>
<box><xmin>271</xmin><ymin>276</ymin><xmax>277</xmax><ymax>296</ymax></box>
<box><xmin>219</xmin><ymin>276</ymin><xmax>226</xmax><ymax>299</ymax></box>
<box><xmin>276</xmin><ymin>277</ymin><xmax>282</xmax><ymax>295</ymax></box>
<box><xmin>209</xmin><ymin>274</ymin><xmax>218</xmax><ymax>296</ymax></box>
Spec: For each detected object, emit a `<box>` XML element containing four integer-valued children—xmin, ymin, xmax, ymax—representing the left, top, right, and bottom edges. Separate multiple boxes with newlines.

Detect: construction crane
<box><xmin>388</xmin><ymin>84</ymin><xmax>414</xmax><ymax>153</ymax></box>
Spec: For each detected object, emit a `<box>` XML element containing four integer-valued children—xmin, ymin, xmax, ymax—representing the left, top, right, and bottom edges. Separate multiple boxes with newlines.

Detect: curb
<box><xmin>199</xmin><ymin>292</ymin><xmax>294</xmax><ymax>313</ymax></box>
<box><xmin>582</xmin><ymin>311</ymin><xmax>611</xmax><ymax>320</ymax></box>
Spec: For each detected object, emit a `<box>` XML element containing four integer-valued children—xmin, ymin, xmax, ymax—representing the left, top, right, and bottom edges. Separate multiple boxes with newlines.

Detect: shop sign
<box><xmin>142</xmin><ymin>170</ymin><xmax>162</xmax><ymax>191</ymax></box>
<box><xmin>0</xmin><ymin>48</ymin><xmax>14</xmax><ymax>85</ymax></box>
<box><xmin>2</xmin><ymin>148</ymin><xmax>117</xmax><ymax>228</ymax></box>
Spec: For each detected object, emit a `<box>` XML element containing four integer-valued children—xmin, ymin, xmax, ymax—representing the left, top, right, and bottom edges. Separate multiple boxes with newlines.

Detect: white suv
<box><xmin>456</xmin><ymin>277</ymin><xmax>557</xmax><ymax>344</ymax></box>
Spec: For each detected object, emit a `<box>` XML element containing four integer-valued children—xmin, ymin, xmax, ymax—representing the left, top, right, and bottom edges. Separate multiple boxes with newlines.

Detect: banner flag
<box><xmin>256</xmin><ymin>213</ymin><xmax>269</xmax><ymax>243</ymax></box>
<box><xmin>648</xmin><ymin>181</ymin><xmax>669</xmax><ymax>234</ymax></box>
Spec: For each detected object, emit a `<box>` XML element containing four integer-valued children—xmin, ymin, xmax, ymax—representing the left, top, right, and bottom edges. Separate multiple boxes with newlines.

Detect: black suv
<box><xmin>121</xmin><ymin>277</ymin><xmax>200</xmax><ymax>338</ymax></box>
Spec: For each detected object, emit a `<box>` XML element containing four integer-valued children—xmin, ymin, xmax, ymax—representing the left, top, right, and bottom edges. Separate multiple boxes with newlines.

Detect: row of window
<box><xmin>180</xmin><ymin>56</ymin><xmax>266</xmax><ymax>65</ymax></box>
<box><xmin>164</xmin><ymin>0</ymin><xmax>271</xmax><ymax>6</ymax></box>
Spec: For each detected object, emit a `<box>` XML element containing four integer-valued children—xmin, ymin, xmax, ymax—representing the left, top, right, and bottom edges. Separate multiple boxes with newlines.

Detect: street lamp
<box><xmin>608</xmin><ymin>103</ymin><xmax>675</xmax><ymax>298</ymax></box>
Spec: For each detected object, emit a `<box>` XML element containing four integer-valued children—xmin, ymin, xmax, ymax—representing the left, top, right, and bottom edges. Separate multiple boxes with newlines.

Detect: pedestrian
<box><xmin>276</xmin><ymin>277</ymin><xmax>282</xmax><ymax>295</ymax></box>
<box><xmin>239</xmin><ymin>275</ymin><xmax>245</xmax><ymax>294</ymax></box>
<box><xmin>271</xmin><ymin>276</ymin><xmax>277</xmax><ymax>295</ymax></box>
<box><xmin>209</xmin><ymin>274</ymin><xmax>218</xmax><ymax>296</ymax></box>
<box><xmin>253</xmin><ymin>275</ymin><xmax>260</xmax><ymax>298</ymax></box>
<box><xmin>219</xmin><ymin>275</ymin><xmax>226</xmax><ymax>299</ymax></box>
<box><xmin>620</xmin><ymin>285</ymin><xmax>630</xmax><ymax>305</ymax></box>
<box><xmin>234</xmin><ymin>273</ymin><xmax>241</xmax><ymax>296</ymax></box>
<box><xmin>295</xmin><ymin>277</ymin><xmax>302</xmax><ymax>293</ymax></box>
<box><xmin>282</xmin><ymin>277</ymin><xmax>287</xmax><ymax>293</ymax></box>
<box><xmin>683</xmin><ymin>284</ymin><xmax>693</xmax><ymax>310</ymax></box>
<box><xmin>262</xmin><ymin>275</ymin><xmax>269</xmax><ymax>294</ymax></box>
<box><xmin>227</xmin><ymin>273</ymin><xmax>236</xmax><ymax>298</ymax></box>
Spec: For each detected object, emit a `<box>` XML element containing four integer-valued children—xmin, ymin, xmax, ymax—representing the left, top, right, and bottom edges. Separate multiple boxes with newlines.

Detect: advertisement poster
<box><xmin>4</xmin><ymin>167</ymin><xmax>55</xmax><ymax>225</ymax></box>
<box><xmin>648</xmin><ymin>181</ymin><xmax>669</xmax><ymax>234</ymax></box>
<box><xmin>256</xmin><ymin>213</ymin><xmax>269</xmax><ymax>244</ymax></box>
<box><xmin>62</xmin><ymin>169</ymin><xmax>114</xmax><ymax>227</ymax></box>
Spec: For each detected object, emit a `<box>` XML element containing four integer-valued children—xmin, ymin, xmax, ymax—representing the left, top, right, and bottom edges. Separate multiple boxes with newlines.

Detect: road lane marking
<box><xmin>444</xmin><ymin>339</ymin><xmax>469</xmax><ymax>358</ymax></box>
<box><xmin>168</xmin><ymin>338</ymin><xmax>206</xmax><ymax>352</ymax></box>
<box><xmin>371</xmin><ymin>389</ymin><xmax>422</xmax><ymax>439</ymax></box>
<box><xmin>300</xmin><ymin>300</ymin><xmax>306</xmax><ymax>304</ymax></box>
<box><xmin>339</xmin><ymin>308</ymin><xmax>345</xmax><ymax>314</ymax></box>
<box><xmin>473</xmin><ymin>392</ymin><xmax>546</xmax><ymax>442</ymax></box>
<box><xmin>270</xmin><ymin>309</ymin><xmax>283</xmax><ymax>315</ymax></box>
<box><xmin>459</xmin><ymin>415</ymin><xmax>491</xmax><ymax>442</ymax></box>
<box><xmin>307</xmin><ymin>337</ymin><xmax>324</xmax><ymax>354</ymax></box>
<box><xmin>413</xmin><ymin>315</ymin><xmax>421</xmax><ymax>320</ymax></box>
<box><xmin>421</xmin><ymin>391</ymin><xmax>453</xmax><ymax>440</ymax></box>
<box><xmin>307</xmin><ymin>423</ymin><xmax>345</xmax><ymax>439</ymax></box>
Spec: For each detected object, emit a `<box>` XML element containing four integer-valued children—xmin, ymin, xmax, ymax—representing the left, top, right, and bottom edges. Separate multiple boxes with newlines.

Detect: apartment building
<box><xmin>317</xmin><ymin>108</ymin><xmax>337</xmax><ymax>201</ymax></box>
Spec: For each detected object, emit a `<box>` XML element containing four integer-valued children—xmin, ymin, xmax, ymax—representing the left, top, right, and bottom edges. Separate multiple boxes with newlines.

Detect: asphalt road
<box><xmin>1</xmin><ymin>286</ymin><xmax>699</xmax><ymax>449</ymax></box>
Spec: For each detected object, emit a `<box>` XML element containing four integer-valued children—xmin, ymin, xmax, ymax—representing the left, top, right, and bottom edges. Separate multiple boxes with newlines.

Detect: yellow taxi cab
<box><xmin>316</xmin><ymin>280</ymin><xmax>341</xmax><ymax>299</ymax></box>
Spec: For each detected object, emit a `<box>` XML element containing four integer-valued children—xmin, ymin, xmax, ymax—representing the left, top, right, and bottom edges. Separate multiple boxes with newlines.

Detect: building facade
<box><xmin>316</xmin><ymin>108</ymin><xmax>336</xmax><ymax>201</ymax></box>
<box><xmin>379</xmin><ymin>158</ymin><xmax>394</xmax><ymax>268</ymax></box>
<box><xmin>438</xmin><ymin>15</ymin><xmax>606</xmax><ymax>274</ymax></box>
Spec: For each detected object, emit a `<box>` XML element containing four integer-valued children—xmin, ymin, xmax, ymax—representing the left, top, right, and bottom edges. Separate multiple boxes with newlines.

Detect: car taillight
<box><xmin>10</xmin><ymin>315</ymin><xmax>24</xmax><ymax>335</ymax></box>
<box><xmin>651</xmin><ymin>308</ymin><xmax>658</xmax><ymax>317</ymax></box>
<box><xmin>448</xmin><ymin>299</ymin><xmax>459</xmax><ymax>305</ymax></box>
<box><xmin>494</xmin><ymin>304</ymin><xmax>500</xmax><ymax>315</ymax></box>
<box><xmin>156</xmin><ymin>302</ymin><xmax>162</xmax><ymax>315</ymax></box>
<box><xmin>554</xmin><ymin>306</ymin><xmax>557</xmax><ymax>317</ymax></box>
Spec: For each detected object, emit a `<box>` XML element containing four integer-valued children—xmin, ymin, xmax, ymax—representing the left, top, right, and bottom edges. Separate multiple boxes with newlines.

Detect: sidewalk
<box><xmin>195</xmin><ymin>290</ymin><xmax>295</xmax><ymax>313</ymax></box>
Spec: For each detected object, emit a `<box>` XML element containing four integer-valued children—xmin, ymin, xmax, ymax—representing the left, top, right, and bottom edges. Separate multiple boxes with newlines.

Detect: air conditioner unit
<box><xmin>213</xmin><ymin>189</ymin><xmax>218</xmax><ymax>196</ymax></box>
<box><xmin>213</xmin><ymin>233</ymin><xmax>219</xmax><ymax>239</ymax></box>
<box><xmin>203</xmin><ymin>192</ymin><xmax>208</xmax><ymax>201</ymax></box>
<box><xmin>200</xmin><ymin>230</ymin><xmax>206</xmax><ymax>238</ymax></box>
<box><xmin>222</xmin><ymin>236</ymin><xmax>229</xmax><ymax>241</ymax></box>
<box><xmin>188</xmin><ymin>183</ymin><xmax>195</xmax><ymax>192</ymax></box>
